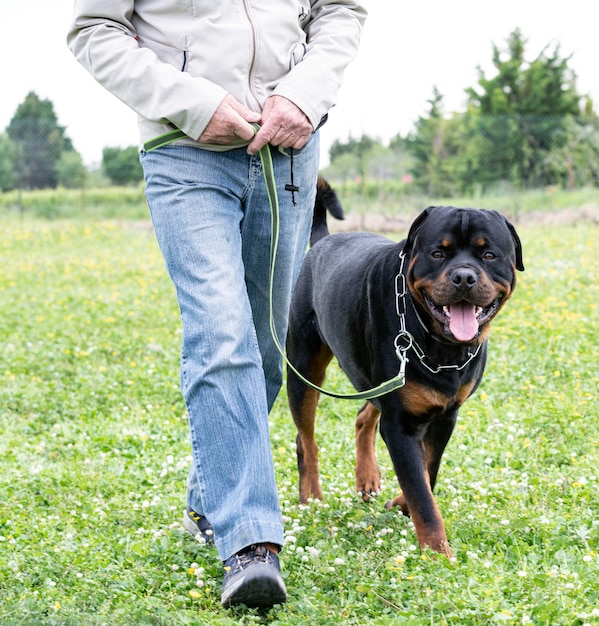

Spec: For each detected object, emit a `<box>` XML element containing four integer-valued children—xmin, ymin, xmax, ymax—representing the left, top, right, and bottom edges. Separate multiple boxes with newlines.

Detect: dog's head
<box><xmin>402</xmin><ymin>206</ymin><xmax>524</xmax><ymax>344</ymax></box>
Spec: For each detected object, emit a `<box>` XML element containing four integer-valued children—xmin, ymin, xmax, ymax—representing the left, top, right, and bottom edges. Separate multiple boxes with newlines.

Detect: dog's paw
<box><xmin>385</xmin><ymin>493</ymin><xmax>410</xmax><ymax>517</ymax></box>
<box><xmin>355</xmin><ymin>469</ymin><xmax>381</xmax><ymax>503</ymax></box>
<box><xmin>358</xmin><ymin>488</ymin><xmax>380</xmax><ymax>503</ymax></box>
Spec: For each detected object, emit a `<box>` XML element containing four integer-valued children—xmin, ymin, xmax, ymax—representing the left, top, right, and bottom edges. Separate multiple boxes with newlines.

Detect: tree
<box><xmin>102</xmin><ymin>146</ymin><xmax>144</xmax><ymax>185</ymax></box>
<box><xmin>0</xmin><ymin>134</ymin><xmax>17</xmax><ymax>192</ymax></box>
<box><xmin>7</xmin><ymin>92</ymin><xmax>74</xmax><ymax>189</ymax></box>
<box><xmin>406</xmin><ymin>88</ymin><xmax>466</xmax><ymax>196</ymax></box>
<box><xmin>57</xmin><ymin>150</ymin><xmax>87</xmax><ymax>189</ymax></box>
<box><xmin>465</xmin><ymin>29</ymin><xmax>584</xmax><ymax>188</ymax></box>
<box><xmin>329</xmin><ymin>134</ymin><xmax>377</xmax><ymax>162</ymax></box>
<box><xmin>539</xmin><ymin>117</ymin><xmax>599</xmax><ymax>188</ymax></box>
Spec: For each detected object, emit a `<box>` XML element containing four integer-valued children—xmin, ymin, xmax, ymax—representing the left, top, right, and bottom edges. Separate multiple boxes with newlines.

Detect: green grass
<box><xmin>1</xmin><ymin>215</ymin><xmax>599</xmax><ymax>625</ymax></box>
<box><xmin>2</xmin><ymin>183</ymin><xmax>598</xmax><ymax>222</ymax></box>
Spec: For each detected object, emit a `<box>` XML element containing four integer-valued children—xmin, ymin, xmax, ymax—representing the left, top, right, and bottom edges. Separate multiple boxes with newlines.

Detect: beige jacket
<box><xmin>67</xmin><ymin>0</ymin><xmax>367</xmax><ymax>150</ymax></box>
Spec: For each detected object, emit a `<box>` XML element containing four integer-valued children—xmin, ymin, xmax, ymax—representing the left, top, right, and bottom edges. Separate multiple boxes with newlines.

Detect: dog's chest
<box><xmin>398</xmin><ymin>376</ymin><xmax>477</xmax><ymax>419</ymax></box>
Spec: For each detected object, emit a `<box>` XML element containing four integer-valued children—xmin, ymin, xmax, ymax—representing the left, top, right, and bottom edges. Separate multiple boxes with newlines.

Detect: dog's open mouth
<box><xmin>424</xmin><ymin>295</ymin><xmax>502</xmax><ymax>342</ymax></box>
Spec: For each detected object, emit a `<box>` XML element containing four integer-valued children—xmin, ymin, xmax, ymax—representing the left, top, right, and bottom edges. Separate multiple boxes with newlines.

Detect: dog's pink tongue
<box><xmin>449</xmin><ymin>302</ymin><xmax>478</xmax><ymax>341</ymax></box>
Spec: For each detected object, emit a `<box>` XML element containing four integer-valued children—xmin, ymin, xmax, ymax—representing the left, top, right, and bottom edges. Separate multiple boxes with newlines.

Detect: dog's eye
<box><xmin>483</xmin><ymin>251</ymin><xmax>497</xmax><ymax>260</ymax></box>
<box><xmin>431</xmin><ymin>250</ymin><xmax>445</xmax><ymax>259</ymax></box>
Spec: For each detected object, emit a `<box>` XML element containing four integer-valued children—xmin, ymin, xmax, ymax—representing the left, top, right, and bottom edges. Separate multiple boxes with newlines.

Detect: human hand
<box><xmin>198</xmin><ymin>93</ymin><xmax>261</xmax><ymax>144</ymax></box>
<box><xmin>247</xmin><ymin>95</ymin><xmax>313</xmax><ymax>155</ymax></box>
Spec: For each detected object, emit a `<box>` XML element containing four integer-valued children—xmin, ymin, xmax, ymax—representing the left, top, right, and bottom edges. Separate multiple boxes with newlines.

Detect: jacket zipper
<box><xmin>242</xmin><ymin>0</ymin><xmax>262</xmax><ymax>111</ymax></box>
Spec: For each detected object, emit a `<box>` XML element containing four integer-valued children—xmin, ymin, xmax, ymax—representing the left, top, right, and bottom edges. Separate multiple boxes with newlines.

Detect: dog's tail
<box><xmin>310</xmin><ymin>177</ymin><xmax>344</xmax><ymax>247</ymax></box>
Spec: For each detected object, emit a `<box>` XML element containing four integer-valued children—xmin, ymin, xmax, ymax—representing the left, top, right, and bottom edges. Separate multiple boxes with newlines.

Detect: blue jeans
<box><xmin>141</xmin><ymin>135</ymin><xmax>319</xmax><ymax>560</ymax></box>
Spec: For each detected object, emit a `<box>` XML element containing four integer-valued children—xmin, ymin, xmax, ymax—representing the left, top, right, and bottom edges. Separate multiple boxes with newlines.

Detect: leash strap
<box><xmin>142</xmin><ymin>125</ymin><xmax>407</xmax><ymax>400</ymax></box>
<box><xmin>143</xmin><ymin>128</ymin><xmax>187</xmax><ymax>152</ymax></box>
<box><xmin>254</xmin><ymin>126</ymin><xmax>407</xmax><ymax>400</ymax></box>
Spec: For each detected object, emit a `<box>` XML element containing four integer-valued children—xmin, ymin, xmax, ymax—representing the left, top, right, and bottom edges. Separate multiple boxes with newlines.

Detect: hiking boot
<box><xmin>183</xmin><ymin>508</ymin><xmax>214</xmax><ymax>545</ymax></box>
<box><xmin>221</xmin><ymin>544</ymin><xmax>287</xmax><ymax>609</ymax></box>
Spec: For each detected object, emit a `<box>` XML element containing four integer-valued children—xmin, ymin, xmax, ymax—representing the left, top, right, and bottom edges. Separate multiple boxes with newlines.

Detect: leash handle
<box><xmin>254</xmin><ymin>127</ymin><xmax>406</xmax><ymax>400</ymax></box>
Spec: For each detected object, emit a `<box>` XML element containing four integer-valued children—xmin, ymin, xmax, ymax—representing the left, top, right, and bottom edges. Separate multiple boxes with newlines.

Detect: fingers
<box><xmin>247</xmin><ymin>95</ymin><xmax>313</xmax><ymax>154</ymax></box>
<box><xmin>198</xmin><ymin>94</ymin><xmax>312</xmax><ymax>152</ymax></box>
<box><xmin>199</xmin><ymin>94</ymin><xmax>260</xmax><ymax>144</ymax></box>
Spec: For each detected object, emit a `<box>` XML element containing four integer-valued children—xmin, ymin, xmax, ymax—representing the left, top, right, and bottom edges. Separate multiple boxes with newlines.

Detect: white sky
<box><xmin>2</xmin><ymin>0</ymin><xmax>598</xmax><ymax>167</ymax></box>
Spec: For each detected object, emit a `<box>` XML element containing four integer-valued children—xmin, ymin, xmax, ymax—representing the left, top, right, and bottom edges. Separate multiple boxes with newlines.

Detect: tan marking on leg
<box><xmin>355</xmin><ymin>402</ymin><xmax>381</xmax><ymax>501</ymax></box>
<box><xmin>386</xmin><ymin>492</ymin><xmax>409</xmax><ymax>517</ymax></box>
<box><xmin>387</xmin><ymin>474</ymin><xmax>452</xmax><ymax>558</ymax></box>
<box><xmin>293</xmin><ymin>345</ymin><xmax>332</xmax><ymax>504</ymax></box>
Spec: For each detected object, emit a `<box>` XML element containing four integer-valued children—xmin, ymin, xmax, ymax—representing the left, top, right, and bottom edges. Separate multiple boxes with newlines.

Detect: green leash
<box><xmin>253</xmin><ymin>128</ymin><xmax>407</xmax><ymax>400</ymax></box>
<box><xmin>143</xmin><ymin>126</ymin><xmax>407</xmax><ymax>400</ymax></box>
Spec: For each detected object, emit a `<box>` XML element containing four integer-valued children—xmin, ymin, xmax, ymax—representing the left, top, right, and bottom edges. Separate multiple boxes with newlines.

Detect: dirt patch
<box><xmin>327</xmin><ymin>203</ymin><xmax>599</xmax><ymax>236</ymax></box>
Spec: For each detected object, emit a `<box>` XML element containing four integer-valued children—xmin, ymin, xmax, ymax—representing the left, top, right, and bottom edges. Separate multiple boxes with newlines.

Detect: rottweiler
<box><xmin>286</xmin><ymin>187</ymin><xmax>524</xmax><ymax>557</ymax></box>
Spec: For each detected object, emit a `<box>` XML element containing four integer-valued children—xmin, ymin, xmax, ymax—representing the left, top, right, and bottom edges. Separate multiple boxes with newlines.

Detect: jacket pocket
<box><xmin>289</xmin><ymin>42</ymin><xmax>307</xmax><ymax>69</ymax></box>
<box><xmin>138</xmin><ymin>36</ymin><xmax>188</xmax><ymax>72</ymax></box>
<box><xmin>297</xmin><ymin>0</ymin><xmax>311</xmax><ymax>26</ymax></box>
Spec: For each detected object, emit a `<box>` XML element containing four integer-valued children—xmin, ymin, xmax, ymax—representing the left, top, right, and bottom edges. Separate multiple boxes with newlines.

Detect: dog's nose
<box><xmin>450</xmin><ymin>267</ymin><xmax>478</xmax><ymax>289</ymax></box>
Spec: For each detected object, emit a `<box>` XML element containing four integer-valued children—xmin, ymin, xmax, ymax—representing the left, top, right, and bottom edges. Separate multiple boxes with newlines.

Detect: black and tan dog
<box><xmin>287</xmin><ymin>185</ymin><xmax>524</xmax><ymax>557</ymax></box>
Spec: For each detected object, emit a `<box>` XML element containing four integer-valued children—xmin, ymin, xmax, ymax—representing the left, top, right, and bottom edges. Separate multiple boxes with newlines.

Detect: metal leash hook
<box><xmin>394</xmin><ymin>330</ymin><xmax>413</xmax><ymax>383</ymax></box>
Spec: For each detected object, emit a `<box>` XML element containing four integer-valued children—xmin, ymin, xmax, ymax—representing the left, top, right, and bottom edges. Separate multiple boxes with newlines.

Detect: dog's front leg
<box><xmin>380</xmin><ymin>418</ymin><xmax>452</xmax><ymax>558</ymax></box>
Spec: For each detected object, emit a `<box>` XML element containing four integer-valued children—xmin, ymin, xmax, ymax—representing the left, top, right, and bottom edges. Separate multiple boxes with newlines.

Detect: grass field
<box><xmin>1</xmin><ymin>212</ymin><xmax>598</xmax><ymax>625</ymax></box>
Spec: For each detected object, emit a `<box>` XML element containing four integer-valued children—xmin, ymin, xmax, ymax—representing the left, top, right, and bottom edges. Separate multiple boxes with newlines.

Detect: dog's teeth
<box><xmin>443</xmin><ymin>306</ymin><xmax>451</xmax><ymax>317</ymax></box>
<box><xmin>476</xmin><ymin>306</ymin><xmax>483</xmax><ymax>317</ymax></box>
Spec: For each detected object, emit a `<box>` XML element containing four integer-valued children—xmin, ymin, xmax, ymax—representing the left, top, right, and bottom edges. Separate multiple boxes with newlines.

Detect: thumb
<box><xmin>233</xmin><ymin>109</ymin><xmax>261</xmax><ymax>142</ymax></box>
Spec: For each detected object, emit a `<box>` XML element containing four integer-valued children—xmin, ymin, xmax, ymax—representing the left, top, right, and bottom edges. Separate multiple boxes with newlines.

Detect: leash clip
<box><xmin>397</xmin><ymin>350</ymin><xmax>409</xmax><ymax>381</ymax></box>
<box><xmin>394</xmin><ymin>330</ymin><xmax>413</xmax><ymax>381</ymax></box>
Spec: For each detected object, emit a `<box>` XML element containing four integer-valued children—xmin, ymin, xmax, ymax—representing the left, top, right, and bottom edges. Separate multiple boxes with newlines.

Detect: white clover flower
<box><xmin>334</xmin><ymin>558</ymin><xmax>345</xmax><ymax>566</ymax></box>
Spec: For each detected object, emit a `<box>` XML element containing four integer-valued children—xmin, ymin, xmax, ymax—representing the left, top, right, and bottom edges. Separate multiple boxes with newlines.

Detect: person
<box><xmin>67</xmin><ymin>0</ymin><xmax>366</xmax><ymax>609</ymax></box>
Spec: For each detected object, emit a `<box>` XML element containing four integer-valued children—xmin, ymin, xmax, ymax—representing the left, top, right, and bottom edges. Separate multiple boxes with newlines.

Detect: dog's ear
<box><xmin>503</xmin><ymin>216</ymin><xmax>525</xmax><ymax>271</ymax></box>
<box><xmin>402</xmin><ymin>206</ymin><xmax>433</xmax><ymax>257</ymax></box>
